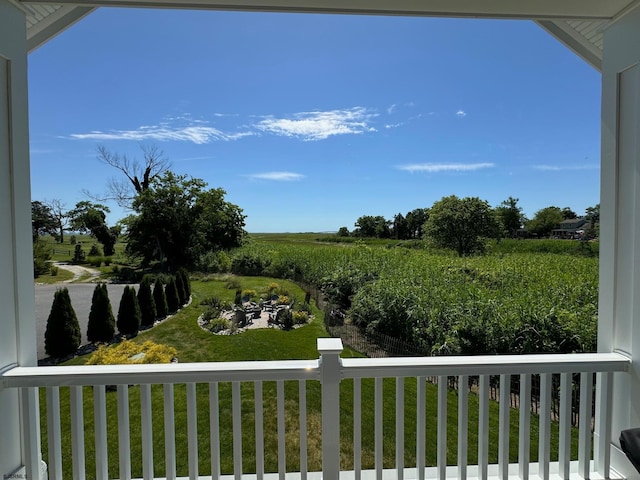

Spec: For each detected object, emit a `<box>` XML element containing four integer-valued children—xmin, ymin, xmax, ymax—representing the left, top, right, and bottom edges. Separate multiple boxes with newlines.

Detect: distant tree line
<box><xmin>337</xmin><ymin>196</ymin><xmax>600</xmax><ymax>256</ymax></box>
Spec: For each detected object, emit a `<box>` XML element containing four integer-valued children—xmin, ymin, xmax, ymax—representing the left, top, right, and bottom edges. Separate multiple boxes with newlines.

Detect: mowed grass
<box><xmin>40</xmin><ymin>276</ymin><xmax>580</xmax><ymax>478</ymax></box>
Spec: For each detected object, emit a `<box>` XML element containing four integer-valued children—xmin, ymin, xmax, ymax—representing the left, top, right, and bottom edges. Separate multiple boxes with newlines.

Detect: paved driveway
<box><xmin>35</xmin><ymin>284</ymin><xmax>136</xmax><ymax>360</ymax></box>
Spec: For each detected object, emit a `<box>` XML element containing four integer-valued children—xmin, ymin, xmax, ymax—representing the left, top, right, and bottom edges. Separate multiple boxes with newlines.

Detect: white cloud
<box><xmin>533</xmin><ymin>164</ymin><xmax>599</xmax><ymax>171</ymax></box>
<box><xmin>385</xmin><ymin>123</ymin><xmax>403</xmax><ymax>129</ymax></box>
<box><xmin>255</xmin><ymin>107</ymin><xmax>378</xmax><ymax>141</ymax></box>
<box><xmin>387</xmin><ymin>104</ymin><xmax>397</xmax><ymax>114</ymax></box>
<box><xmin>70</xmin><ymin>124</ymin><xmax>253</xmax><ymax>144</ymax></box>
<box><xmin>456</xmin><ymin>110</ymin><xmax>467</xmax><ymax>117</ymax></box>
<box><xmin>247</xmin><ymin>172</ymin><xmax>305</xmax><ymax>181</ymax></box>
<box><xmin>397</xmin><ymin>162</ymin><xmax>494</xmax><ymax>173</ymax></box>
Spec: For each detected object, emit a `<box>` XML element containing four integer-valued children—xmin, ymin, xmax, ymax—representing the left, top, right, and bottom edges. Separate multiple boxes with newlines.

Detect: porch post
<box><xmin>318</xmin><ymin>338</ymin><xmax>344</xmax><ymax>480</ymax></box>
<box><xmin>0</xmin><ymin>0</ymin><xmax>40</xmax><ymax>478</ymax></box>
<box><xmin>600</xmin><ymin>6</ymin><xmax>640</xmax><ymax>479</ymax></box>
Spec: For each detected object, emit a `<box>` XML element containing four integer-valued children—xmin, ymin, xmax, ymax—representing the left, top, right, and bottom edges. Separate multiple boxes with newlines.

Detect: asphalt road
<box><xmin>35</xmin><ymin>284</ymin><xmax>135</xmax><ymax>360</ymax></box>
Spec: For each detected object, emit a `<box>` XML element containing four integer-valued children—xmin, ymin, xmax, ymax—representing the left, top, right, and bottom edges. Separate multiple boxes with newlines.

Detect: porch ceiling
<box><xmin>21</xmin><ymin>0</ymin><xmax>640</xmax><ymax>68</ymax></box>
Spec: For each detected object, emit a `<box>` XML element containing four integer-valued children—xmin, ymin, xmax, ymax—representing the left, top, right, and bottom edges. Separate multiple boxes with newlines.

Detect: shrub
<box><xmin>292</xmin><ymin>310</ymin><xmax>308</xmax><ymax>325</ymax></box>
<box><xmin>49</xmin><ymin>265</ymin><xmax>59</xmax><ymax>276</ymax></box>
<box><xmin>103</xmin><ymin>257</ymin><xmax>112</xmax><ymax>266</ymax></box>
<box><xmin>117</xmin><ymin>286</ymin><xmax>141</xmax><ymax>336</ymax></box>
<box><xmin>44</xmin><ymin>288</ymin><xmax>81</xmax><ymax>358</ymax></box>
<box><xmin>175</xmin><ymin>271</ymin><xmax>187</xmax><ymax>306</ymax></box>
<box><xmin>87</xmin><ymin>283</ymin><xmax>116</xmax><ymax>343</ymax></box>
<box><xmin>72</xmin><ymin>244</ymin><xmax>85</xmax><ymax>263</ymax></box>
<box><xmin>234</xmin><ymin>289</ymin><xmax>242</xmax><ymax>306</ymax></box>
<box><xmin>89</xmin><ymin>244</ymin><xmax>103</xmax><ymax>257</ymax></box>
<box><xmin>33</xmin><ymin>240</ymin><xmax>52</xmax><ymax>277</ymax></box>
<box><xmin>70</xmin><ymin>236</ymin><xmax>77</xmax><ymax>245</ymax></box>
<box><xmin>87</xmin><ymin>340</ymin><xmax>176</xmax><ymax>365</ymax></box>
<box><xmin>87</xmin><ymin>256</ymin><xmax>103</xmax><ymax>267</ymax></box>
<box><xmin>153</xmin><ymin>278</ymin><xmax>168</xmax><ymax>319</ymax></box>
<box><xmin>178</xmin><ymin>268</ymin><xmax>192</xmax><ymax>299</ymax></box>
<box><xmin>207</xmin><ymin>317</ymin><xmax>230</xmax><ymax>333</ymax></box>
<box><xmin>137</xmin><ymin>277</ymin><xmax>157</xmax><ymax>327</ymax></box>
<box><xmin>165</xmin><ymin>277</ymin><xmax>180</xmax><ymax>313</ymax></box>
<box><xmin>277</xmin><ymin>295</ymin><xmax>290</xmax><ymax>305</ymax></box>
<box><xmin>231</xmin><ymin>252</ymin><xmax>267</xmax><ymax>276</ymax></box>
<box><xmin>242</xmin><ymin>289</ymin><xmax>257</xmax><ymax>301</ymax></box>
<box><xmin>277</xmin><ymin>308</ymin><xmax>293</xmax><ymax>330</ymax></box>
<box><xmin>226</xmin><ymin>278</ymin><xmax>241</xmax><ymax>290</ymax></box>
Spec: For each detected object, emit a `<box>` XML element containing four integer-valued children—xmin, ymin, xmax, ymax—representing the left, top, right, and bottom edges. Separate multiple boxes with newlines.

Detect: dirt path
<box><xmin>53</xmin><ymin>262</ymin><xmax>101</xmax><ymax>283</ymax></box>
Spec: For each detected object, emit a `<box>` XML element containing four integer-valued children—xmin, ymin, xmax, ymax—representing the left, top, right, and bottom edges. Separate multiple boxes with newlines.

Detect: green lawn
<box><xmin>41</xmin><ymin>276</ymin><xmax>580</xmax><ymax>478</ymax></box>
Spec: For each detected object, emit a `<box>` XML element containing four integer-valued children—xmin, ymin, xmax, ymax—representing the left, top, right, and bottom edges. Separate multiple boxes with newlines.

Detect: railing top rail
<box><xmin>1</xmin><ymin>359</ymin><xmax>320</xmax><ymax>388</ymax></box>
<box><xmin>341</xmin><ymin>352</ymin><xmax>630</xmax><ymax>378</ymax></box>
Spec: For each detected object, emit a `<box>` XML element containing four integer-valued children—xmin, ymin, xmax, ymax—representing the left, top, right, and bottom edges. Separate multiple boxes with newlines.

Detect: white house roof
<box><xmin>20</xmin><ymin>0</ymin><xmax>640</xmax><ymax>70</ymax></box>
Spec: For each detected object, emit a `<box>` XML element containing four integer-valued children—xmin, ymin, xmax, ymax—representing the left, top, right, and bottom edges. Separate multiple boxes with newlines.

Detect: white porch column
<box><xmin>0</xmin><ymin>0</ymin><xmax>40</xmax><ymax>478</ymax></box>
<box><xmin>600</xmin><ymin>6</ymin><xmax>640</xmax><ymax>479</ymax></box>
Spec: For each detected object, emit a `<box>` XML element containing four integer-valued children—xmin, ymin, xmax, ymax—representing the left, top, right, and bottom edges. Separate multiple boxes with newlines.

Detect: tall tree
<box><xmin>126</xmin><ymin>171</ymin><xmax>246</xmax><ymax>269</ymax></box>
<box><xmin>90</xmin><ymin>144</ymin><xmax>170</xmax><ymax>208</ymax></box>
<box><xmin>44</xmin><ymin>288</ymin><xmax>81</xmax><ymax>358</ymax></box>
<box><xmin>405</xmin><ymin>208</ymin><xmax>429</xmax><ymax>239</ymax></box>
<box><xmin>68</xmin><ymin>201</ymin><xmax>118</xmax><ymax>256</ymax></box>
<box><xmin>353</xmin><ymin>215</ymin><xmax>390</xmax><ymax>238</ymax></box>
<box><xmin>527</xmin><ymin>206</ymin><xmax>563</xmax><ymax>237</ymax></box>
<box><xmin>44</xmin><ymin>199</ymin><xmax>69</xmax><ymax>243</ymax></box>
<box><xmin>495</xmin><ymin>197</ymin><xmax>526</xmax><ymax>238</ymax></box>
<box><xmin>87</xmin><ymin>283</ymin><xmax>116</xmax><ymax>343</ymax></box>
<box><xmin>561</xmin><ymin>207</ymin><xmax>578</xmax><ymax>220</ymax></box>
<box><xmin>585</xmin><ymin>203</ymin><xmax>600</xmax><ymax>224</ymax></box>
<box><xmin>31</xmin><ymin>201</ymin><xmax>57</xmax><ymax>241</ymax></box>
<box><xmin>423</xmin><ymin>195</ymin><xmax>499</xmax><ymax>256</ymax></box>
<box><xmin>392</xmin><ymin>213</ymin><xmax>409</xmax><ymax>240</ymax></box>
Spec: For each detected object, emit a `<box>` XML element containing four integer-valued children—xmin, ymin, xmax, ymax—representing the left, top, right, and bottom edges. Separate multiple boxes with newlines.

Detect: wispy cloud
<box><xmin>70</xmin><ymin>125</ymin><xmax>253</xmax><ymax>144</ymax></box>
<box><xmin>255</xmin><ymin>107</ymin><xmax>378</xmax><ymax>141</ymax></box>
<box><xmin>397</xmin><ymin>162</ymin><xmax>494</xmax><ymax>173</ymax></box>
<box><xmin>247</xmin><ymin>172</ymin><xmax>305</xmax><ymax>181</ymax></box>
<box><xmin>385</xmin><ymin>123</ymin><xmax>403</xmax><ymax>129</ymax></box>
<box><xmin>533</xmin><ymin>164</ymin><xmax>599</xmax><ymax>171</ymax></box>
<box><xmin>387</xmin><ymin>104</ymin><xmax>397</xmax><ymax>114</ymax></box>
<box><xmin>456</xmin><ymin>110</ymin><xmax>467</xmax><ymax>117</ymax></box>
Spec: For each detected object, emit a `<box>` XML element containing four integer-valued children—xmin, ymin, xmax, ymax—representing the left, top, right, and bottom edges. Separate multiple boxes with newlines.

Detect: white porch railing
<box><xmin>0</xmin><ymin>338</ymin><xmax>630</xmax><ymax>480</ymax></box>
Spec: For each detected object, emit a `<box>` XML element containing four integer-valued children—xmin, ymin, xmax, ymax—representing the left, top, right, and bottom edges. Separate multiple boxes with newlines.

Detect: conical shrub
<box><xmin>87</xmin><ymin>283</ymin><xmax>115</xmax><ymax>343</ymax></box>
<box><xmin>178</xmin><ymin>268</ymin><xmax>191</xmax><ymax>299</ymax></box>
<box><xmin>44</xmin><ymin>287</ymin><xmax>81</xmax><ymax>358</ymax></box>
<box><xmin>153</xmin><ymin>277</ymin><xmax>168</xmax><ymax>319</ymax></box>
<box><xmin>165</xmin><ymin>276</ymin><xmax>180</xmax><ymax>313</ymax></box>
<box><xmin>138</xmin><ymin>277</ymin><xmax>157</xmax><ymax>327</ymax></box>
<box><xmin>117</xmin><ymin>286</ymin><xmax>141</xmax><ymax>336</ymax></box>
<box><xmin>175</xmin><ymin>271</ymin><xmax>187</xmax><ymax>306</ymax></box>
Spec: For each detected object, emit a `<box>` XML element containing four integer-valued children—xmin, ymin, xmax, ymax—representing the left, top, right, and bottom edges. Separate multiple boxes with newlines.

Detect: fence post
<box><xmin>318</xmin><ymin>338</ymin><xmax>344</xmax><ymax>480</ymax></box>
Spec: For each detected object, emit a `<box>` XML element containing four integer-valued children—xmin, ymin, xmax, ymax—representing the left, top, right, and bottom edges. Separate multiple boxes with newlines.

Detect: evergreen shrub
<box><xmin>44</xmin><ymin>288</ymin><xmax>81</xmax><ymax>358</ymax></box>
<box><xmin>138</xmin><ymin>277</ymin><xmax>157</xmax><ymax>327</ymax></box>
<box><xmin>117</xmin><ymin>286</ymin><xmax>141</xmax><ymax>336</ymax></box>
<box><xmin>165</xmin><ymin>277</ymin><xmax>180</xmax><ymax>313</ymax></box>
<box><xmin>87</xmin><ymin>283</ymin><xmax>115</xmax><ymax>343</ymax></box>
<box><xmin>153</xmin><ymin>277</ymin><xmax>168</xmax><ymax>319</ymax></box>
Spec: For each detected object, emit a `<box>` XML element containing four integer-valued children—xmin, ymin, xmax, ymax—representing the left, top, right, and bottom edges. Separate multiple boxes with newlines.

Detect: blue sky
<box><xmin>28</xmin><ymin>8</ymin><xmax>601</xmax><ymax>232</ymax></box>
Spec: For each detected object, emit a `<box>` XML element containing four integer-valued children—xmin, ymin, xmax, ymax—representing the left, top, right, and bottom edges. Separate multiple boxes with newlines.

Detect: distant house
<box><xmin>551</xmin><ymin>217</ymin><xmax>587</xmax><ymax>239</ymax></box>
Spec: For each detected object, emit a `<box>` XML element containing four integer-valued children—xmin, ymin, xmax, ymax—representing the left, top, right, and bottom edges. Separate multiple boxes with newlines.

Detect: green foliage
<box><xmin>175</xmin><ymin>270</ymin><xmax>187</xmax><ymax>306</ymax></box>
<box><xmin>424</xmin><ymin>195</ymin><xmax>499</xmax><ymax>256</ymax></box>
<box><xmin>231</xmin><ymin>251</ymin><xmax>266</xmax><ymax>276</ymax></box>
<box><xmin>179</xmin><ymin>268</ymin><xmax>192</xmax><ymax>298</ymax></box>
<box><xmin>527</xmin><ymin>206</ymin><xmax>563</xmax><ymax>238</ymax></box>
<box><xmin>31</xmin><ymin>200</ymin><xmax>58</xmax><ymax>241</ymax></box>
<box><xmin>337</xmin><ymin>226</ymin><xmax>350</xmax><ymax>237</ymax></box>
<box><xmin>49</xmin><ymin>265</ymin><xmax>59</xmax><ymax>276</ymax></box>
<box><xmin>277</xmin><ymin>308</ymin><xmax>294</xmax><ymax>330</ymax></box>
<box><xmin>205</xmin><ymin>317</ymin><xmax>230</xmax><ymax>333</ymax></box>
<box><xmin>87</xmin><ymin>283</ymin><xmax>116</xmax><ymax>343</ymax></box>
<box><xmin>138</xmin><ymin>277</ymin><xmax>157</xmax><ymax>327</ymax></box>
<box><xmin>354</xmin><ymin>215</ymin><xmax>391</xmax><ymax>238</ymax></box>
<box><xmin>495</xmin><ymin>197</ymin><xmax>526</xmax><ymax>238</ymax></box>
<box><xmin>126</xmin><ymin>171</ymin><xmax>246</xmax><ymax>269</ymax></box>
<box><xmin>44</xmin><ymin>288</ymin><xmax>81</xmax><ymax>358</ymax></box>
<box><xmin>153</xmin><ymin>278</ymin><xmax>168</xmax><ymax>319</ymax></box>
<box><xmin>230</xmin><ymin>238</ymin><xmax>598</xmax><ymax>355</ymax></box>
<box><xmin>117</xmin><ymin>286</ymin><xmax>141</xmax><ymax>336</ymax></box>
<box><xmin>68</xmin><ymin>201</ymin><xmax>118</xmax><ymax>256</ymax></box>
<box><xmin>89</xmin><ymin>244</ymin><xmax>103</xmax><ymax>256</ymax></box>
<box><xmin>72</xmin><ymin>244</ymin><xmax>85</xmax><ymax>263</ymax></box>
<box><xmin>292</xmin><ymin>310</ymin><xmax>309</xmax><ymax>324</ymax></box>
<box><xmin>33</xmin><ymin>239</ymin><xmax>52</xmax><ymax>277</ymax></box>
<box><xmin>165</xmin><ymin>276</ymin><xmax>180</xmax><ymax>313</ymax></box>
